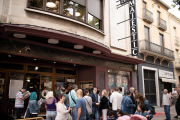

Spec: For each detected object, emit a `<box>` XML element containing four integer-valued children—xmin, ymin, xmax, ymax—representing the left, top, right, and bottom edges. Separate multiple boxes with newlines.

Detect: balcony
<box><xmin>175</xmin><ymin>36</ymin><xmax>180</xmax><ymax>46</ymax></box>
<box><xmin>142</xmin><ymin>8</ymin><xmax>153</xmax><ymax>23</ymax></box>
<box><xmin>158</xmin><ymin>18</ymin><xmax>167</xmax><ymax>31</ymax></box>
<box><xmin>175</xmin><ymin>59</ymin><xmax>180</xmax><ymax>69</ymax></box>
<box><xmin>139</xmin><ymin>40</ymin><xmax>174</xmax><ymax>65</ymax></box>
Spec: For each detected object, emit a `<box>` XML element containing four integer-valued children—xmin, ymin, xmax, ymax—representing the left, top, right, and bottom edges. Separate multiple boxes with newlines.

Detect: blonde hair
<box><xmin>46</xmin><ymin>91</ymin><xmax>54</xmax><ymax>99</ymax></box>
<box><xmin>102</xmin><ymin>89</ymin><xmax>108</xmax><ymax>98</ymax></box>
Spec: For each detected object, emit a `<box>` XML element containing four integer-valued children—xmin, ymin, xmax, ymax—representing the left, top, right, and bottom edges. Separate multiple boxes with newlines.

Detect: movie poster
<box><xmin>108</xmin><ymin>74</ymin><xmax>115</xmax><ymax>89</ymax></box>
<box><xmin>115</xmin><ymin>75</ymin><xmax>122</xmax><ymax>87</ymax></box>
<box><xmin>122</xmin><ymin>77</ymin><xmax>128</xmax><ymax>90</ymax></box>
<box><xmin>55</xmin><ymin>82</ymin><xmax>64</xmax><ymax>97</ymax></box>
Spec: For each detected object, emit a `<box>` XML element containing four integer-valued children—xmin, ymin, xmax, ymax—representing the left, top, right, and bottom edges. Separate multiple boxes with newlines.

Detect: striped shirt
<box><xmin>15</xmin><ymin>90</ymin><xmax>24</xmax><ymax>108</ymax></box>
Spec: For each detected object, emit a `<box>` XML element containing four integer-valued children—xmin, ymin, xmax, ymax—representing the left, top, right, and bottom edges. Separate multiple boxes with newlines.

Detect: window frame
<box><xmin>27</xmin><ymin>0</ymin><xmax>103</xmax><ymax>31</ymax></box>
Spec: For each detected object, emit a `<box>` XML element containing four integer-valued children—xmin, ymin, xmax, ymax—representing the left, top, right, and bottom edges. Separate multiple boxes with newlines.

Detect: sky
<box><xmin>161</xmin><ymin>0</ymin><xmax>180</xmax><ymax>19</ymax></box>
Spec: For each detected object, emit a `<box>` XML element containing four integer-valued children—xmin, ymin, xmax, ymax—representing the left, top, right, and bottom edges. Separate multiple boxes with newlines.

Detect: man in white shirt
<box><xmin>110</xmin><ymin>86</ymin><xmax>123</xmax><ymax>119</ymax></box>
<box><xmin>162</xmin><ymin>89</ymin><xmax>172</xmax><ymax>120</ymax></box>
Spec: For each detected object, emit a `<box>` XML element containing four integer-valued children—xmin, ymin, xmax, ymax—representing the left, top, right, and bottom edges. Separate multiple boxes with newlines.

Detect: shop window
<box><xmin>27</xmin><ymin>65</ymin><xmax>53</xmax><ymax>73</ymax></box>
<box><xmin>56</xmin><ymin>69</ymin><xmax>76</xmax><ymax>75</ymax></box>
<box><xmin>0</xmin><ymin>73</ymin><xmax>6</xmax><ymax>104</ymax></box>
<box><xmin>108</xmin><ymin>69</ymin><xmax>130</xmax><ymax>92</ymax></box>
<box><xmin>46</xmin><ymin>0</ymin><xmax>60</xmax><ymax>13</ymax></box>
<box><xmin>55</xmin><ymin>77</ymin><xmax>65</xmax><ymax>98</ymax></box>
<box><xmin>29</xmin><ymin>0</ymin><xmax>44</xmax><ymax>9</ymax></box>
<box><xmin>27</xmin><ymin>0</ymin><xmax>103</xmax><ymax>30</ymax></box>
<box><xmin>40</xmin><ymin>76</ymin><xmax>52</xmax><ymax>99</ymax></box>
<box><xmin>0</xmin><ymin>62</ymin><xmax>23</xmax><ymax>70</ymax></box>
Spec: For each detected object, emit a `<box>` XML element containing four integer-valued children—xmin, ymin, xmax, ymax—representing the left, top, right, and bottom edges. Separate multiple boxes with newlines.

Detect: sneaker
<box><xmin>174</xmin><ymin>116</ymin><xmax>178</xmax><ymax>119</ymax></box>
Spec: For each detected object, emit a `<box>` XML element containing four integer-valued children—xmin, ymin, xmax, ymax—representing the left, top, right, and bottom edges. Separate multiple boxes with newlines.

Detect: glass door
<box><xmin>55</xmin><ymin>77</ymin><xmax>65</xmax><ymax>99</ymax></box>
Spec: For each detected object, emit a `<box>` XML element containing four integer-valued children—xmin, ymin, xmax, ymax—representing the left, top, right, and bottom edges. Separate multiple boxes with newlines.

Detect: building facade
<box><xmin>169</xmin><ymin>13</ymin><xmax>180</xmax><ymax>85</ymax></box>
<box><xmin>136</xmin><ymin>0</ymin><xmax>175</xmax><ymax>107</ymax></box>
<box><xmin>0</xmin><ymin>0</ymin><xmax>143</xmax><ymax>115</ymax></box>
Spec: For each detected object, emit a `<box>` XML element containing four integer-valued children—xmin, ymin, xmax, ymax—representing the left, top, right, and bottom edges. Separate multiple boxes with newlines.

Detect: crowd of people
<box><xmin>14</xmin><ymin>84</ymin><xmax>180</xmax><ymax>120</ymax></box>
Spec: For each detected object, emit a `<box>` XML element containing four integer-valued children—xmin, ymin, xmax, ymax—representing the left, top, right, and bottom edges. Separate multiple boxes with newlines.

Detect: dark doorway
<box><xmin>144</xmin><ymin>70</ymin><xmax>157</xmax><ymax>106</ymax></box>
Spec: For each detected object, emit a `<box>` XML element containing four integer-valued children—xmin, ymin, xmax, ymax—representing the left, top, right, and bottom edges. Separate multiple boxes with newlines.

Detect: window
<box><xmin>174</xmin><ymin>27</ymin><xmax>176</xmax><ymax>36</ymax></box>
<box><xmin>143</xmin><ymin>1</ymin><xmax>146</xmax><ymax>9</ymax></box>
<box><xmin>28</xmin><ymin>0</ymin><xmax>103</xmax><ymax>30</ymax></box>
<box><xmin>108</xmin><ymin>69</ymin><xmax>131</xmax><ymax>92</ymax></box>
<box><xmin>144</xmin><ymin>26</ymin><xmax>150</xmax><ymax>41</ymax></box>
<box><xmin>29</xmin><ymin>0</ymin><xmax>44</xmax><ymax>9</ymax></box>
<box><xmin>159</xmin><ymin>34</ymin><xmax>164</xmax><ymax>47</ymax></box>
<box><xmin>46</xmin><ymin>0</ymin><xmax>59</xmax><ymax>13</ymax></box>
<box><xmin>157</xmin><ymin>11</ymin><xmax>161</xmax><ymax>18</ymax></box>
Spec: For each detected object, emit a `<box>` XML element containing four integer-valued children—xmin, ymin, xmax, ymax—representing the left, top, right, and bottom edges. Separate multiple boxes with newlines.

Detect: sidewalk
<box><xmin>153</xmin><ymin>105</ymin><xmax>178</xmax><ymax>120</ymax></box>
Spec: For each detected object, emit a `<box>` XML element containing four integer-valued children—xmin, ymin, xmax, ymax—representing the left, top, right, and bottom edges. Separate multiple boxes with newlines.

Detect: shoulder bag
<box><xmin>84</xmin><ymin>97</ymin><xmax>94</xmax><ymax>119</ymax></box>
<box><xmin>70</xmin><ymin>91</ymin><xmax>76</xmax><ymax>104</ymax></box>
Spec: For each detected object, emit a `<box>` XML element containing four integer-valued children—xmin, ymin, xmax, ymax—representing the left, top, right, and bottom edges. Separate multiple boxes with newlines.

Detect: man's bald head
<box><xmin>76</xmin><ymin>89</ymin><xmax>83</xmax><ymax>98</ymax></box>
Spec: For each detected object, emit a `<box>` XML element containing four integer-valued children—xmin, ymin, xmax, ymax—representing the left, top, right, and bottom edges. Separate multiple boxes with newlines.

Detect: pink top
<box><xmin>130</xmin><ymin>114</ymin><xmax>147</xmax><ymax>120</ymax></box>
<box><xmin>117</xmin><ymin>115</ymin><xmax>131</xmax><ymax>120</ymax></box>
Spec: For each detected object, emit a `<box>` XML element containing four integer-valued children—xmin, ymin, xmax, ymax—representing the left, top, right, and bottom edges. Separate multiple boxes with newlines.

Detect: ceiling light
<box><xmin>74</xmin><ymin>45</ymin><xmax>84</xmax><ymax>49</ymax></box>
<box><xmin>34</xmin><ymin>59</ymin><xmax>37</xmax><ymax>60</ymax></box>
<box><xmin>8</xmin><ymin>55</ymin><xmax>11</xmax><ymax>57</ymax></box>
<box><xmin>54</xmin><ymin>62</ymin><xmax>56</xmax><ymax>63</ymax></box>
<box><xmin>13</xmin><ymin>33</ymin><xmax>26</xmax><ymax>38</ymax></box>
<box><xmin>74</xmin><ymin>64</ymin><xmax>76</xmax><ymax>66</ymax></box>
<box><xmin>35</xmin><ymin>66</ymin><xmax>39</xmax><ymax>70</ymax></box>
<box><xmin>48</xmin><ymin>38</ymin><xmax>59</xmax><ymax>44</ymax></box>
<box><xmin>75</xmin><ymin>12</ymin><xmax>81</xmax><ymax>17</ymax></box>
<box><xmin>46</xmin><ymin>2</ymin><xmax>56</xmax><ymax>8</ymax></box>
<box><xmin>93</xmin><ymin>50</ymin><xmax>101</xmax><ymax>54</ymax></box>
<box><xmin>27</xmin><ymin>80</ymin><xmax>30</xmax><ymax>82</ymax></box>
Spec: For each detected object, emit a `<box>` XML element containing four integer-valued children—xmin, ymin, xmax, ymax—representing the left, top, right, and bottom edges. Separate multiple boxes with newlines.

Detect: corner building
<box><xmin>0</xmin><ymin>0</ymin><xmax>143</xmax><ymax>115</ymax></box>
<box><xmin>136</xmin><ymin>0</ymin><xmax>175</xmax><ymax>107</ymax></box>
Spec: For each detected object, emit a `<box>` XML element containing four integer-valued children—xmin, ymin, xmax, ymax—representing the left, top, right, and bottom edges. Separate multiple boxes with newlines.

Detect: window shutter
<box><xmin>71</xmin><ymin>0</ymin><xmax>86</xmax><ymax>6</ymax></box>
<box><xmin>88</xmin><ymin>0</ymin><xmax>102</xmax><ymax>19</ymax></box>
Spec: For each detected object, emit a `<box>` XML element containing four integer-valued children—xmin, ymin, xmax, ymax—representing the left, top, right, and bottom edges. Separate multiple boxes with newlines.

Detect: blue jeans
<box><xmin>164</xmin><ymin>105</ymin><xmax>171</xmax><ymax>120</ymax></box>
<box><xmin>71</xmin><ymin>106</ymin><xmax>76</xmax><ymax>120</ymax></box>
<box><xmin>114</xmin><ymin>110</ymin><xmax>117</xmax><ymax>119</ymax></box>
<box><xmin>46</xmin><ymin>111</ymin><xmax>57</xmax><ymax>120</ymax></box>
<box><xmin>93</xmin><ymin>107</ymin><xmax>99</xmax><ymax>120</ymax></box>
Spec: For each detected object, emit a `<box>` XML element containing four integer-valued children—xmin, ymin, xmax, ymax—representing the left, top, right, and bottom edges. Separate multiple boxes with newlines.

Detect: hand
<box><xmin>39</xmin><ymin>103</ymin><xmax>42</xmax><ymax>105</ymax></box>
<box><xmin>146</xmin><ymin>115</ymin><xmax>150</xmax><ymax>118</ymax></box>
<box><xmin>96</xmin><ymin>103</ymin><xmax>99</xmax><ymax>105</ymax></box>
<box><xmin>68</xmin><ymin>107</ymin><xmax>71</xmax><ymax>111</ymax></box>
<box><xmin>161</xmin><ymin>104</ymin><xmax>163</xmax><ymax>107</ymax></box>
<box><xmin>170</xmin><ymin>104</ymin><xmax>172</xmax><ymax>107</ymax></box>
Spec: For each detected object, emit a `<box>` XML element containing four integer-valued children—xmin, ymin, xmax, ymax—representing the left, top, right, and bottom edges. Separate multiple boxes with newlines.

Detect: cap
<box><xmin>22</xmin><ymin>87</ymin><xmax>27</xmax><ymax>90</ymax></box>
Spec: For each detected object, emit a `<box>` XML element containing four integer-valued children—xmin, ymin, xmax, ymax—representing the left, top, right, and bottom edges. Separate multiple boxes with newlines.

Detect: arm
<box><xmin>59</xmin><ymin>104</ymin><xmax>70</xmax><ymax>115</ymax></box>
<box><xmin>126</xmin><ymin>100</ymin><xmax>135</xmax><ymax>108</ymax></box>
<box><xmin>170</xmin><ymin>97</ymin><xmax>172</xmax><ymax>107</ymax></box>
<box><xmin>144</xmin><ymin>101</ymin><xmax>152</xmax><ymax>114</ymax></box>
<box><xmin>110</xmin><ymin>94</ymin><xmax>113</xmax><ymax>103</ymax></box>
<box><xmin>92</xmin><ymin>95</ymin><xmax>97</xmax><ymax>105</ymax></box>
<box><xmin>77</xmin><ymin>108</ymin><xmax>81</xmax><ymax>120</ymax></box>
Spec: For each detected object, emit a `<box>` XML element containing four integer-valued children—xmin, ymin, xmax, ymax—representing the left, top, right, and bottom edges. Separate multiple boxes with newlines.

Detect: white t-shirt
<box><xmin>163</xmin><ymin>93</ymin><xmax>171</xmax><ymax>105</ymax></box>
<box><xmin>172</xmin><ymin>90</ymin><xmax>177</xmax><ymax>94</ymax></box>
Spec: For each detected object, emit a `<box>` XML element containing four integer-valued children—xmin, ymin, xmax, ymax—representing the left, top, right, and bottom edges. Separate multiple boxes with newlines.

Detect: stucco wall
<box><xmin>169</xmin><ymin>14</ymin><xmax>180</xmax><ymax>84</ymax></box>
<box><xmin>136</xmin><ymin>0</ymin><xmax>171</xmax><ymax>50</ymax></box>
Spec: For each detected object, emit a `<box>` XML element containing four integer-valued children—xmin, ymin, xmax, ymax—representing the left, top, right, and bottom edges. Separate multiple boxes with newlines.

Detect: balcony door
<box><xmin>144</xmin><ymin>26</ymin><xmax>150</xmax><ymax>50</ymax></box>
<box><xmin>176</xmin><ymin>50</ymin><xmax>179</xmax><ymax>67</ymax></box>
<box><xmin>159</xmin><ymin>34</ymin><xmax>164</xmax><ymax>54</ymax></box>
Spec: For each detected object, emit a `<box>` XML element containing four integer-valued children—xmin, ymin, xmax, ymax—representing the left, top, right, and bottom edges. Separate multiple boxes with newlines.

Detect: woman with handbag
<box><xmin>56</xmin><ymin>94</ymin><xmax>72</xmax><ymax>120</ymax></box>
<box><xmin>45</xmin><ymin>91</ymin><xmax>57</xmax><ymax>120</ymax></box>
<box><xmin>99</xmin><ymin>89</ymin><xmax>109</xmax><ymax>120</ymax></box>
<box><xmin>83</xmin><ymin>89</ymin><xmax>92</xmax><ymax>120</ymax></box>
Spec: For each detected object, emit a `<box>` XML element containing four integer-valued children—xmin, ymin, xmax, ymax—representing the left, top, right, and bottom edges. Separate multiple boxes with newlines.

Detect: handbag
<box><xmin>151</xmin><ymin>105</ymin><xmax>156</xmax><ymax>115</ymax></box>
<box><xmin>84</xmin><ymin>97</ymin><xmax>94</xmax><ymax>119</ymax></box>
<box><xmin>68</xmin><ymin>113</ymin><xmax>72</xmax><ymax>120</ymax></box>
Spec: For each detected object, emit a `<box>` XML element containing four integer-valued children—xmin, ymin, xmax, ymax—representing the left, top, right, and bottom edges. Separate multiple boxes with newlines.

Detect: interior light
<box><xmin>8</xmin><ymin>55</ymin><xmax>11</xmax><ymax>57</ymax></box>
<box><xmin>48</xmin><ymin>38</ymin><xmax>59</xmax><ymax>44</ymax></box>
<box><xmin>93</xmin><ymin>50</ymin><xmax>101</xmax><ymax>54</ymax></box>
<box><xmin>27</xmin><ymin>80</ymin><xmax>30</xmax><ymax>82</ymax></box>
<box><xmin>34</xmin><ymin>59</ymin><xmax>37</xmax><ymax>60</ymax></box>
<box><xmin>46</xmin><ymin>2</ymin><xmax>56</xmax><ymax>8</ymax></box>
<box><xmin>54</xmin><ymin>62</ymin><xmax>56</xmax><ymax>63</ymax></box>
<box><xmin>75</xmin><ymin>12</ymin><xmax>81</xmax><ymax>17</ymax></box>
<box><xmin>74</xmin><ymin>45</ymin><xmax>84</xmax><ymax>49</ymax></box>
<box><xmin>35</xmin><ymin>66</ymin><xmax>39</xmax><ymax>70</ymax></box>
<box><xmin>13</xmin><ymin>33</ymin><xmax>26</xmax><ymax>38</ymax></box>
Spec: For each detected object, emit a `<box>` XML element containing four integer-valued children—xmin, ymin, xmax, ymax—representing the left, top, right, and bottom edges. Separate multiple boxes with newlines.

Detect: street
<box><xmin>153</xmin><ymin>105</ymin><xmax>178</xmax><ymax>120</ymax></box>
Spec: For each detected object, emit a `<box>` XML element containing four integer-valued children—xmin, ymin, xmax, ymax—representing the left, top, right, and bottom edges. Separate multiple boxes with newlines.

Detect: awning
<box><xmin>161</xmin><ymin>78</ymin><xmax>177</xmax><ymax>83</ymax></box>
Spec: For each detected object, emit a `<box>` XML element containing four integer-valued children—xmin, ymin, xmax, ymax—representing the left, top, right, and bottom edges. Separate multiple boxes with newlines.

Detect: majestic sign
<box><xmin>119</xmin><ymin>0</ymin><xmax>130</xmax><ymax>5</ymax></box>
<box><xmin>129</xmin><ymin>0</ymin><xmax>139</xmax><ymax>56</ymax></box>
<box><xmin>159</xmin><ymin>70</ymin><xmax>173</xmax><ymax>79</ymax></box>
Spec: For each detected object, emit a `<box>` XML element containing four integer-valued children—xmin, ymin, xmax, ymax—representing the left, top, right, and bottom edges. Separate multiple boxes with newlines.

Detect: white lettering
<box><xmin>129</xmin><ymin>0</ymin><xmax>135</xmax><ymax>6</ymax></box>
<box><xmin>132</xmin><ymin>27</ymin><xmax>136</xmax><ymax>33</ymax></box>
<box><xmin>132</xmin><ymin>49</ymin><xmax>138</xmax><ymax>55</ymax></box>
<box><xmin>131</xmin><ymin>20</ymin><xmax>135</xmax><ymax>26</ymax></box>
<box><xmin>130</xmin><ymin>7</ymin><xmax>135</xmax><ymax>13</ymax></box>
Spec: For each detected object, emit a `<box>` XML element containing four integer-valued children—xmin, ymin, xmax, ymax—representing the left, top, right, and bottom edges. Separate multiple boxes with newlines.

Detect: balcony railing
<box><xmin>175</xmin><ymin>36</ymin><xmax>180</xmax><ymax>46</ymax></box>
<box><xmin>158</xmin><ymin>18</ymin><xmax>167</xmax><ymax>30</ymax></box>
<box><xmin>139</xmin><ymin>40</ymin><xmax>174</xmax><ymax>59</ymax></box>
<box><xmin>142</xmin><ymin>8</ymin><xmax>153</xmax><ymax>23</ymax></box>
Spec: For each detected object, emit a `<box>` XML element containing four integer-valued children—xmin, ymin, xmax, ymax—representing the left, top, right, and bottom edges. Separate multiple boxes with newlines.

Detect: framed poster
<box><xmin>115</xmin><ymin>75</ymin><xmax>122</xmax><ymax>87</ymax></box>
<box><xmin>122</xmin><ymin>77</ymin><xmax>128</xmax><ymax>90</ymax></box>
<box><xmin>108</xmin><ymin>74</ymin><xmax>115</xmax><ymax>89</ymax></box>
